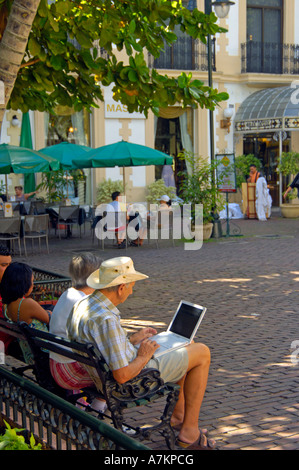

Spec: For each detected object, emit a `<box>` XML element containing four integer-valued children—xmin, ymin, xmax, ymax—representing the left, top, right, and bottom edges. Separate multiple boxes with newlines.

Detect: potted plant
<box><xmin>235</xmin><ymin>154</ymin><xmax>262</xmax><ymax>188</ymax></box>
<box><xmin>145</xmin><ymin>179</ymin><xmax>176</xmax><ymax>206</ymax></box>
<box><xmin>277</xmin><ymin>151</ymin><xmax>299</xmax><ymax>218</ymax></box>
<box><xmin>178</xmin><ymin>151</ymin><xmax>225</xmax><ymax>240</ymax></box>
<box><xmin>96</xmin><ymin>178</ymin><xmax>124</xmax><ymax>204</ymax></box>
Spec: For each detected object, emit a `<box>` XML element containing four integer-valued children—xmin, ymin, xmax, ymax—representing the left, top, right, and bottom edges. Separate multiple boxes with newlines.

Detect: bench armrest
<box><xmin>105</xmin><ymin>368</ymin><xmax>165</xmax><ymax>403</ymax></box>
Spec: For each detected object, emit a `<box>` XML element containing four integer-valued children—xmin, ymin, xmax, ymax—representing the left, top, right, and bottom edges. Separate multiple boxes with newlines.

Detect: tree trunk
<box><xmin>0</xmin><ymin>0</ymin><xmax>40</xmax><ymax>133</ymax></box>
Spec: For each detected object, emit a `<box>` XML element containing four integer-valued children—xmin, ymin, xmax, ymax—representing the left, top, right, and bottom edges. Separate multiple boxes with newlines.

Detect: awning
<box><xmin>234</xmin><ymin>86</ymin><xmax>299</xmax><ymax>133</ymax></box>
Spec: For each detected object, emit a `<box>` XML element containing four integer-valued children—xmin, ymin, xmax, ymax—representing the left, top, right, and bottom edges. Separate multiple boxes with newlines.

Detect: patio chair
<box><xmin>23</xmin><ymin>214</ymin><xmax>50</xmax><ymax>257</ymax></box>
<box><xmin>92</xmin><ymin>206</ymin><xmax>127</xmax><ymax>249</ymax></box>
<box><xmin>91</xmin><ymin>211</ymin><xmax>106</xmax><ymax>249</ymax></box>
<box><xmin>30</xmin><ymin>201</ymin><xmax>47</xmax><ymax>215</ymax></box>
<box><xmin>104</xmin><ymin>211</ymin><xmax>127</xmax><ymax>249</ymax></box>
<box><xmin>57</xmin><ymin>205</ymin><xmax>80</xmax><ymax>239</ymax></box>
<box><xmin>0</xmin><ymin>216</ymin><xmax>22</xmax><ymax>254</ymax></box>
<box><xmin>150</xmin><ymin>210</ymin><xmax>175</xmax><ymax>248</ymax></box>
<box><xmin>12</xmin><ymin>202</ymin><xmax>21</xmax><ymax>215</ymax></box>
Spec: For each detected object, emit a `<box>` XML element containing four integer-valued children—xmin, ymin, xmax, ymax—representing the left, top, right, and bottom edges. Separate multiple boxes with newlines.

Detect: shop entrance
<box><xmin>243</xmin><ymin>132</ymin><xmax>290</xmax><ymax>206</ymax></box>
<box><xmin>155</xmin><ymin>117</ymin><xmax>185</xmax><ymax>195</ymax></box>
<box><xmin>154</xmin><ymin>108</ymin><xmax>194</xmax><ymax>196</ymax></box>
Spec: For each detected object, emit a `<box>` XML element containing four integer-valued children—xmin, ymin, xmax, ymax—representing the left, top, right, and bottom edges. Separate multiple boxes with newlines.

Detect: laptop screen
<box><xmin>169</xmin><ymin>302</ymin><xmax>205</xmax><ymax>339</ymax></box>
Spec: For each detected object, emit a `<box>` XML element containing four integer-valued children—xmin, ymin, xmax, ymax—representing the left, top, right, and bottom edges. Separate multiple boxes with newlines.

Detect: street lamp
<box><xmin>205</xmin><ymin>0</ymin><xmax>234</xmax><ymax>238</ymax></box>
<box><xmin>212</xmin><ymin>0</ymin><xmax>235</xmax><ymax>19</ymax></box>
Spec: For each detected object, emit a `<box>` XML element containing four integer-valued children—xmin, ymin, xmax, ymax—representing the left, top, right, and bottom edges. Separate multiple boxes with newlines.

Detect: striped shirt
<box><xmin>66</xmin><ymin>290</ymin><xmax>137</xmax><ymax>371</ymax></box>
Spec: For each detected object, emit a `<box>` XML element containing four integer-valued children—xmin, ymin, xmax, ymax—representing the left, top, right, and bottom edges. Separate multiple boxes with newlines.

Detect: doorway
<box><xmin>154</xmin><ymin>109</ymin><xmax>194</xmax><ymax>195</ymax></box>
<box><xmin>243</xmin><ymin>132</ymin><xmax>290</xmax><ymax>206</ymax></box>
<box><xmin>155</xmin><ymin>117</ymin><xmax>185</xmax><ymax>195</ymax></box>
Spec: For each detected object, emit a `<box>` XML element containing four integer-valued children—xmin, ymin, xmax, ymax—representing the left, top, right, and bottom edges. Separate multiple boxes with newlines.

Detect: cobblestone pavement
<box><xmin>12</xmin><ymin>211</ymin><xmax>299</xmax><ymax>450</ymax></box>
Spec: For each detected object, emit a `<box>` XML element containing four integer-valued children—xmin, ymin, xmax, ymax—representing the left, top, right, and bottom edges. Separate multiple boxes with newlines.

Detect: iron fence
<box><xmin>241</xmin><ymin>41</ymin><xmax>299</xmax><ymax>75</ymax></box>
<box><xmin>0</xmin><ymin>366</ymin><xmax>149</xmax><ymax>450</ymax></box>
<box><xmin>148</xmin><ymin>37</ymin><xmax>216</xmax><ymax>71</ymax></box>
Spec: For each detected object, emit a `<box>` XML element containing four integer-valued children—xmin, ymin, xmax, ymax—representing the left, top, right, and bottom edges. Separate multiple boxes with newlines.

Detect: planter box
<box><xmin>39</xmin><ymin>300</ymin><xmax>58</xmax><ymax>306</ymax></box>
<box><xmin>203</xmin><ymin>223</ymin><xmax>213</xmax><ymax>240</ymax></box>
<box><xmin>280</xmin><ymin>204</ymin><xmax>299</xmax><ymax>218</ymax></box>
<box><xmin>193</xmin><ymin>222</ymin><xmax>213</xmax><ymax>241</ymax></box>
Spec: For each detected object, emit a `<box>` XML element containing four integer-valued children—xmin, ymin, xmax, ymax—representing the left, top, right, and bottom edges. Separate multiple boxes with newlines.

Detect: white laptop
<box><xmin>151</xmin><ymin>300</ymin><xmax>206</xmax><ymax>358</ymax></box>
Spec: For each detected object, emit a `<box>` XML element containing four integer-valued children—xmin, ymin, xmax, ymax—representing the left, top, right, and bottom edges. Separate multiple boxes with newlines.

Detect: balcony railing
<box><xmin>148</xmin><ymin>37</ymin><xmax>216</xmax><ymax>71</ymax></box>
<box><xmin>241</xmin><ymin>41</ymin><xmax>299</xmax><ymax>75</ymax></box>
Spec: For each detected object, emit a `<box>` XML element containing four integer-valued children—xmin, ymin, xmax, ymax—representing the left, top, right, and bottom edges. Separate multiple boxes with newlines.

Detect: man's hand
<box><xmin>130</xmin><ymin>327</ymin><xmax>157</xmax><ymax>345</ymax></box>
<box><xmin>137</xmin><ymin>338</ymin><xmax>160</xmax><ymax>359</ymax></box>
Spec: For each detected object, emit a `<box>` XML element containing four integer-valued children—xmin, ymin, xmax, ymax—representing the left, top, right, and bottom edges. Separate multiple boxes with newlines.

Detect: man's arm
<box><xmin>112</xmin><ymin>338</ymin><xmax>160</xmax><ymax>384</ymax></box>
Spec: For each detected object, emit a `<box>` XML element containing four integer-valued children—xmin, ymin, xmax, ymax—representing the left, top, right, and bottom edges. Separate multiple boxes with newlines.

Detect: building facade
<box><xmin>1</xmin><ymin>0</ymin><xmax>299</xmax><ymax>207</ymax></box>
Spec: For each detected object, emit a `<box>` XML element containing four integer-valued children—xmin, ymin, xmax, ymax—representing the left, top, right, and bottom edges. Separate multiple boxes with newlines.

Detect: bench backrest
<box><xmin>1</xmin><ymin>318</ymin><xmax>167</xmax><ymax>409</ymax></box>
<box><xmin>18</xmin><ymin>322</ymin><xmax>110</xmax><ymax>390</ymax></box>
<box><xmin>0</xmin><ymin>318</ymin><xmax>26</xmax><ymax>342</ymax></box>
<box><xmin>0</xmin><ymin>318</ymin><xmax>108</xmax><ymax>395</ymax></box>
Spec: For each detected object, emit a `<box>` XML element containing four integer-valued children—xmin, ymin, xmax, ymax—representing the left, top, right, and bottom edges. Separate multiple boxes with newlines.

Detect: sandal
<box><xmin>171</xmin><ymin>424</ymin><xmax>208</xmax><ymax>436</ymax></box>
<box><xmin>176</xmin><ymin>431</ymin><xmax>216</xmax><ymax>450</ymax></box>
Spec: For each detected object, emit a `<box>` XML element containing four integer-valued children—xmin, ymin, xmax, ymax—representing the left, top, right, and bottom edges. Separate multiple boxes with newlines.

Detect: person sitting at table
<box><xmin>0</xmin><ymin>262</ymin><xmax>50</xmax><ymax>364</ymax></box>
<box><xmin>127</xmin><ymin>203</ymin><xmax>148</xmax><ymax>247</ymax></box>
<box><xmin>159</xmin><ymin>194</ymin><xmax>172</xmax><ymax>211</ymax></box>
<box><xmin>13</xmin><ymin>185</ymin><xmax>37</xmax><ymax>202</ymax></box>
<box><xmin>49</xmin><ymin>252</ymin><xmax>106</xmax><ymax>411</ymax></box>
<box><xmin>97</xmin><ymin>191</ymin><xmax>128</xmax><ymax>249</ymax></box>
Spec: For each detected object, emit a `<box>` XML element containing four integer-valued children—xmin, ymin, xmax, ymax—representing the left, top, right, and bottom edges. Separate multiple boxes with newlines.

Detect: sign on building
<box><xmin>105</xmin><ymin>100</ymin><xmax>145</xmax><ymax>119</ymax></box>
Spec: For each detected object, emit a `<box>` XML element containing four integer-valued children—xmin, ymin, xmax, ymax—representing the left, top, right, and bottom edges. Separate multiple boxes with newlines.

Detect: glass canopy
<box><xmin>234</xmin><ymin>86</ymin><xmax>299</xmax><ymax>133</ymax></box>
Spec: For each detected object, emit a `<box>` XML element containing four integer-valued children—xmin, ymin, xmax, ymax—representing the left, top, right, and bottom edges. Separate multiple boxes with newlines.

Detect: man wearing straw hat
<box><xmin>67</xmin><ymin>256</ymin><xmax>214</xmax><ymax>450</ymax></box>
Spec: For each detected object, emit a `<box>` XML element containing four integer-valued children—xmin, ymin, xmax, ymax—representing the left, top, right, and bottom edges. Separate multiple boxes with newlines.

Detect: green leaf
<box><xmin>189</xmin><ymin>86</ymin><xmax>203</xmax><ymax>100</ymax></box>
<box><xmin>28</xmin><ymin>37</ymin><xmax>41</xmax><ymax>57</ymax></box>
<box><xmin>128</xmin><ymin>70</ymin><xmax>138</xmax><ymax>82</ymax></box>
<box><xmin>50</xmin><ymin>55</ymin><xmax>66</xmax><ymax>71</ymax></box>
<box><xmin>54</xmin><ymin>0</ymin><xmax>70</xmax><ymax>16</ymax></box>
<box><xmin>129</xmin><ymin>20</ymin><xmax>136</xmax><ymax>34</ymax></box>
<box><xmin>75</xmin><ymin>31</ymin><xmax>93</xmax><ymax>48</ymax></box>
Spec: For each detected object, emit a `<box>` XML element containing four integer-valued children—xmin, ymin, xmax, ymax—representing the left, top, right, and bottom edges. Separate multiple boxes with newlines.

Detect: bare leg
<box><xmin>175</xmin><ymin>343</ymin><xmax>211</xmax><ymax>444</ymax></box>
<box><xmin>170</xmin><ymin>374</ymin><xmax>186</xmax><ymax>427</ymax></box>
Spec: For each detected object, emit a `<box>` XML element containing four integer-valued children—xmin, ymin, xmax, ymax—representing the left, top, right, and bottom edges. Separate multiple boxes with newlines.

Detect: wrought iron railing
<box><xmin>148</xmin><ymin>37</ymin><xmax>216</xmax><ymax>71</ymax></box>
<box><xmin>241</xmin><ymin>41</ymin><xmax>299</xmax><ymax>75</ymax></box>
<box><xmin>32</xmin><ymin>267</ymin><xmax>71</xmax><ymax>302</ymax></box>
<box><xmin>0</xmin><ymin>366</ymin><xmax>149</xmax><ymax>450</ymax></box>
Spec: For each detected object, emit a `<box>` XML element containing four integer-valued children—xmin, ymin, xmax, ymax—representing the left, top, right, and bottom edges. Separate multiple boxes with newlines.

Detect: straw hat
<box><xmin>87</xmin><ymin>256</ymin><xmax>148</xmax><ymax>289</ymax></box>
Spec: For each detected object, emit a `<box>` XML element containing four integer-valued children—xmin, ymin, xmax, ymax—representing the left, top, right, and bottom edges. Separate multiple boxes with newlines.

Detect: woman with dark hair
<box><xmin>0</xmin><ymin>262</ymin><xmax>50</xmax><ymax>363</ymax></box>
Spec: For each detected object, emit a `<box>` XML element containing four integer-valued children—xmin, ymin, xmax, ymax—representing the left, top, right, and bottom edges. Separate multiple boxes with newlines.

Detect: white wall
<box><xmin>226</xmin><ymin>0</ymin><xmax>239</xmax><ymax>56</ymax></box>
<box><xmin>104</xmin><ymin>85</ymin><xmax>147</xmax><ymax>187</ymax></box>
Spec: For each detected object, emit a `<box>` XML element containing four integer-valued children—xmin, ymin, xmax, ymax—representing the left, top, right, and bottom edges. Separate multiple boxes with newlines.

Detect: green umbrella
<box><xmin>0</xmin><ymin>144</ymin><xmax>61</xmax><ymax>174</ymax></box>
<box><xmin>20</xmin><ymin>112</ymin><xmax>36</xmax><ymax>193</ymax></box>
<box><xmin>72</xmin><ymin>140</ymin><xmax>173</xmax><ymax>192</ymax></box>
<box><xmin>38</xmin><ymin>142</ymin><xmax>92</xmax><ymax>169</ymax></box>
<box><xmin>38</xmin><ymin>142</ymin><xmax>92</xmax><ymax>197</ymax></box>
<box><xmin>73</xmin><ymin>140</ymin><xmax>173</xmax><ymax>168</ymax></box>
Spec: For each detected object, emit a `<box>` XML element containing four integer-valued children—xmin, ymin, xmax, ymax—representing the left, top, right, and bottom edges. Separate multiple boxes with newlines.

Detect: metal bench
<box><xmin>0</xmin><ymin>318</ymin><xmax>180</xmax><ymax>449</ymax></box>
